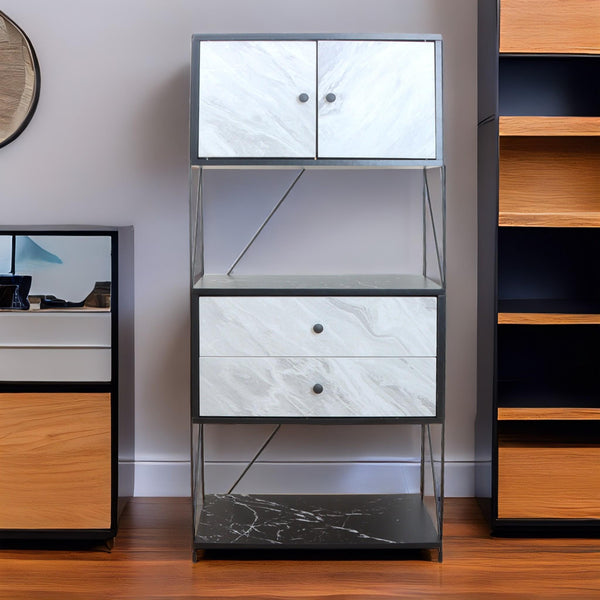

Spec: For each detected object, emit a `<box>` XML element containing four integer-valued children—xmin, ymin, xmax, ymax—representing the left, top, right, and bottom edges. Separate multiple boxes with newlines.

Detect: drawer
<box><xmin>199</xmin><ymin>357</ymin><xmax>436</xmax><ymax>417</ymax></box>
<box><xmin>500</xmin><ymin>0</ymin><xmax>600</xmax><ymax>54</ymax></box>
<box><xmin>0</xmin><ymin>311</ymin><xmax>111</xmax><ymax>347</ymax></box>
<box><xmin>199</xmin><ymin>296</ymin><xmax>437</xmax><ymax>357</ymax></box>
<box><xmin>498</xmin><ymin>438</ymin><xmax>600</xmax><ymax>519</ymax></box>
<box><xmin>0</xmin><ymin>348</ymin><xmax>111</xmax><ymax>382</ymax></box>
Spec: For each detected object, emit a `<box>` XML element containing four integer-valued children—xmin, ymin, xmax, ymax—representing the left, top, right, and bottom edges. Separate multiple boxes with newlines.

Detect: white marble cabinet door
<box><xmin>317</xmin><ymin>41</ymin><xmax>437</xmax><ymax>159</ymax></box>
<box><xmin>197</xmin><ymin>41</ymin><xmax>316</xmax><ymax>158</ymax></box>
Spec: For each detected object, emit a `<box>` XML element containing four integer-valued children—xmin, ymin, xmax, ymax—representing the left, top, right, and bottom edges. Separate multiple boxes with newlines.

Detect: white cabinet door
<box><xmin>197</xmin><ymin>41</ymin><xmax>316</xmax><ymax>158</ymax></box>
<box><xmin>317</xmin><ymin>41</ymin><xmax>437</xmax><ymax>159</ymax></box>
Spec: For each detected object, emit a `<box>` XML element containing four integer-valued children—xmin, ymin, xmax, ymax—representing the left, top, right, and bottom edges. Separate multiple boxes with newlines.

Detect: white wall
<box><xmin>0</xmin><ymin>0</ymin><xmax>477</xmax><ymax>496</ymax></box>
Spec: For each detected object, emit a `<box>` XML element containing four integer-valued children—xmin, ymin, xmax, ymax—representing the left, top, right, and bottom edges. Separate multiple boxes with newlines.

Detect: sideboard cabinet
<box><xmin>0</xmin><ymin>227</ymin><xmax>134</xmax><ymax>542</ymax></box>
<box><xmin>190</xmin><ymin>34</ymin><xmax>445</xmax><ymax>560</ymax></box>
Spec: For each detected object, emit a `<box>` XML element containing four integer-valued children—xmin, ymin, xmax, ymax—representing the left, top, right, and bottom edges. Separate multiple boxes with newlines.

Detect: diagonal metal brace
<box><xmin>227</xmin><ymin>169</ymin><xmax>306</xmax><ymax>275</ymax></box>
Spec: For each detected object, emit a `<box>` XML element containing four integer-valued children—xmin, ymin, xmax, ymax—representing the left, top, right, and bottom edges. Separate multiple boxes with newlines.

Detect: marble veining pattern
<box><xmin>198</xmin><ymin>41</ymin><xmax>316</xmax><ymax>158</ymax></box>
<box><xmin>199</xmin><ymin>356</ymin><xmax>436</xmax><ymax>417</ymax></box>
<box><xmin>195</xmin><ymin>494</ymin><xmax>439</xmax><ymax>546</ymax></box>
<box><xmin>199</xmin><ymin>296</ymin><xmax>437</xmax><ymax>357</ymax></box>
<box><xmin>318</xmin><ymin>41</ymin><xmax>436</xmax><ymax>159</ymax></box>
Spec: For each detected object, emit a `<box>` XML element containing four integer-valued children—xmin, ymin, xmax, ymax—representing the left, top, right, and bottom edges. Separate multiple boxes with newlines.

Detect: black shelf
<box><xmin>498</xmin><ymin>324</ymin><xmax>600</xmax><ymax>382</ymax></box>
<box><xmin>497</xmin><ymin>381</ymin><xmax>600</xmax><ymax>410</ymax></box>
<box><xmin>498</xmin><ymin>299</ymin><xmax>600</xmax><ymax>314</ymax></box>
<box><xmin>498</xmin><ymin>228</ymin><xmax>600</xmax><ymax>308</ymax></box>
<box><xmin>499</xmin><ymin>56</ymin><xmax>600</xmax><ymax>117</ymax></box>
<box><xmin>193</xmin><ymin>274</ymin><xmax>444</xmax><ymax>295</ymax></box>
<box><xmin>194</xmin><ymin>494</ymin><xmax>440</xmax><ymax>550</ymax></box>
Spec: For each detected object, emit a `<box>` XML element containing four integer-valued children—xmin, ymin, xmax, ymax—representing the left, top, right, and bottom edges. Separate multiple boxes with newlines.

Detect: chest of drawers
<box><xmin>197</xmin><ymin>295</ymin><xmax>439</xmax><ymax>418</ymax></box>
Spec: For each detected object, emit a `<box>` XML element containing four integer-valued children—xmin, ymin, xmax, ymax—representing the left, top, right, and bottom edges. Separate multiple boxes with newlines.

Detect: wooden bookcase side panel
<box><xmin>499</xmin><ymin>0</ymin><xmax>600</xmax><ymax>54</ymax></box>
<box><xmin>0</xmin><ymin>393</ymin><xmax>112</xmax><ymax>530</ymax></box>
<box><xmin>499</xmin><ymin>136</ymin><xmax>600</xmax><ymax>227</ymax></box>
<box><xmin>498</xmin><ymin>442</ymin><xmax>600</xmax><ymax>519</ymax></box>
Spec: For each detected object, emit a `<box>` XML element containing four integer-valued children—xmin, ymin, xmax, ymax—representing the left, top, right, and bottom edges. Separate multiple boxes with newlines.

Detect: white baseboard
<box><xmin>132</xmin><ymin>461</ymin><xmax>476</xmax><ymax>497</ymax></box>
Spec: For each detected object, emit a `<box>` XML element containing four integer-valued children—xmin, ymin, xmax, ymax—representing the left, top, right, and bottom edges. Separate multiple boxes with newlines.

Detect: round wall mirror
<box><xmin>0</xmin><ymin>11</ymin><xmax>40</xmax><ymax>148</ymax></box>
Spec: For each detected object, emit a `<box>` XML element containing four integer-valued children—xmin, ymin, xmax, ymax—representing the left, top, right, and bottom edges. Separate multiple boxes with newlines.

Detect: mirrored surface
<box><xmin>0</xmin><ymin>235</ymin><xmax>112</xmax><ymax>308</ymax></box>
<box><xmin>0</xmin><ymin>11</ymin><xmax>40</xmax><ymax>148</ymax></box>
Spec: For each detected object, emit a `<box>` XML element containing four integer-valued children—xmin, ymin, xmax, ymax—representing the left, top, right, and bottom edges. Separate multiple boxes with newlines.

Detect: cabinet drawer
<box><xmin>0</xmin><ymin>392</ymin><xmax>111</xmax><ymax>530</ymax></box>
<box><xmin>500</xmin><ymin>0</ymin><xmax>600</xmax><ymax>54</ymax></box>
<box><xmin>0</xmin><ymin>348</ymin><xmax>111</xmax><ymax>382</ymax></box>
<box><xmin>0</xmin><ymin>311</ymin><xmax>111</xmax><ymax>347</ymax></box>
<box><xmin>498</xmin><ymin>440</ymin><xmax>600</xmax><ymax>519</ymax></box>
<box><xmin>199</xmin><ymin>296</ymin><xmax>437</xmax><ymax>357</ymax></box>
<box><xmin>199</xmin><ymin>357</ymin><xmax>436</xmax><ymax>417</ymax></box>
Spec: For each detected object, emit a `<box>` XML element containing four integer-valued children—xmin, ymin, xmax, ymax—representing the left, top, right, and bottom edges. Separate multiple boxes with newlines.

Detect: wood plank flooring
<box><xmin>1</xmin><ymin>498</ymin><xmax>599</xmax><ymax>599</ymax></box>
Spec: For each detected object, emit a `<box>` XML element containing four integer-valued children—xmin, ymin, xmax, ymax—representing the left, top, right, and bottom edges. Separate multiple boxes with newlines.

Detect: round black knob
<box><xmin>298</xmin><ymin>93</ymin><xmax>309</xmax><ymax>103</ymax></box>
<box><xmin>312</xmin><ymin>323</ymin><xmax>324</xmax><ymax>334</ymax></box>
<box><xmin>325</xmin><ymin>93</ymin><xmax>336</xmax><ymax>103</ymax></box>
<box><xmin>313</xmin><ymin>383</ymin><xmax>323</xmax><ymax>394</ymax></box>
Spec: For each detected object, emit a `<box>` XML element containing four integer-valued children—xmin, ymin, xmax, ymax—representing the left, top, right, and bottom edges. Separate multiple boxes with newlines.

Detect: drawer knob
<box><xmin>312</xmin><ymin>383</ymin><xmax>324</xmax><ymax>394</ymax></box>
<box><xmin>325</xmin><ymin>93</ymin><xmax>336</xmax><ymax>103</ymax></box>
<box><xmin>312</xmin><ymin>323</ymin><xmax>324</xmax><ymax>334</ymax></box>
<box><xmin>298</xmin><ymin>92</ymin><xmax>309</xmax><ymax>103</ymax></box>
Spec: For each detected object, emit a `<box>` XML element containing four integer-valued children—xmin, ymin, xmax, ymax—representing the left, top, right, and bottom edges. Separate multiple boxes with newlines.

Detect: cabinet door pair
<box><xmin>196</xmin><ymin>40</ymin><xmax>437</xmax><ymax>159</ymax></box>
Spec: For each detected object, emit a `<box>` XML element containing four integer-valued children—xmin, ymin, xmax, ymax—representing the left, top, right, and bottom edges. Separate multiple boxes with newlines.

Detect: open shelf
<box><xmin>498</xmin><ymin>137</ymin><xmax>600</xmax><ymax>227</ymax></box>
<box><xmin>499</xmin><ymin>57</ymin><xmax>600</xmax><ymax>117</ymax></box>
<box><xmin>498</xmin><ymin>381</ymin><xmax>600</xmax><ymax>420</ymax></box>
<box><xmin>497</xmin><ymin>324</ymin><xmax>600</xmax><ymax>420</ymax></box>
<box><xmin>498</xmin><ymin>229</ymin><xmax>600</xmax><ymax>307</ymax></box>
<box><xmin>193</xmin><ymin>274</ymin><xmax>443</xmax><ymax>294</ymax></box>
<box><xmin>194</xmin><ymin>493</ymin><xmax>440</xmax><ymax>550</ymax></box>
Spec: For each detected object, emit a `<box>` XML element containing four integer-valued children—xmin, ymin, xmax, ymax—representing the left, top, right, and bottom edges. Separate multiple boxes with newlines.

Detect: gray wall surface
<box><xmin>0</xmin><ymin>0</ymin><xmax>477</xmax><ymax>496</ymax></box>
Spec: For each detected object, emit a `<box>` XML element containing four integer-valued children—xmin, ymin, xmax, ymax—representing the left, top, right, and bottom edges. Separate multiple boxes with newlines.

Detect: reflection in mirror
<box><xmin>17</xmin><ymin>236</ymin><xmax>112</xmax><ymax>302</ymax></box>
<box><xmin>0</xmin><ymin>11</ymin><xmax>40</xmax><ymax>148</ymax></box>
<box><xmin>0</xmin><ymin>235</ymin><xmax>112</xmax><ymax>310</ymax></box>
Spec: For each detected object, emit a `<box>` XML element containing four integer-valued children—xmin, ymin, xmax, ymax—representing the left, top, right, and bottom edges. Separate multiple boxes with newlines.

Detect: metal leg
<box><xmin>420</xmin><ymin>424</ymin><xmax>425</xmax><ymax>500</ymax></box>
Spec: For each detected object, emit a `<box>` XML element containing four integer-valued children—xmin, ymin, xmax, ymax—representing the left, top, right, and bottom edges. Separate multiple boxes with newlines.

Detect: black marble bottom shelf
<box><xmin>194</xmin><ymin>494</ymin><xmax>441</xmax><ymax>550</ymax></box>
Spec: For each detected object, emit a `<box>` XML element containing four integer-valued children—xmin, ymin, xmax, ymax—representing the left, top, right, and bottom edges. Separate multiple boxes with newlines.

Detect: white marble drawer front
<box><xmin>199</xmin><ymin>356</ymin><xmax>435</xmax><ymax>417</ymax></box>
<box><xmin>0</xmin><ymin>348</ymin><xmax>111</xmax><ymax>382</ymax></box>
<box><xmin>199</xmin><ymin>296</ymin><xmax>436</xmax><ymax>358</ymax></box>
<box><xmin>0</xmin><ymin>312</ymin><xmax>111</xmax><ymax>347</ymax></box>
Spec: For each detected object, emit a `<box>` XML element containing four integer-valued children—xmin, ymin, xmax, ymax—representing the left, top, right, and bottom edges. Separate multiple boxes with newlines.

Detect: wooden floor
<box><xmin>1</xmin><ymin>498</ymin><xmax>599</xmax><ymax>599</ymax></box>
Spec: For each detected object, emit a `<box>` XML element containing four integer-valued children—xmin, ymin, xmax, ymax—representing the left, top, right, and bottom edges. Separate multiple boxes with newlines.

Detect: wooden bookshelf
<box><xmin>499</xmin><ymin>0</ymin><xmax>600</xmax><ymax>54</ymax></box>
